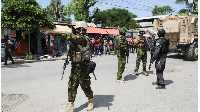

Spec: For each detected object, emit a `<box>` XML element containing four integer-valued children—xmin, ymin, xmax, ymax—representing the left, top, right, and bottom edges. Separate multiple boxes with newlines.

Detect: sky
<box><xmin>36</xmin><ymin>0</ymin><xmax>188</xmax><ymax>19</ymax></box>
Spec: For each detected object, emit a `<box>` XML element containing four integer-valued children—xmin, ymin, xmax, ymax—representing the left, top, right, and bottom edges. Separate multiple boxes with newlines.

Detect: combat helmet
<box><xmin>75</xmin><ymin>21</ymin><xmax>88</xmax><ymax>29</ymax></box>
<box><xmin>119</xmin><ymin>28</ymin><xmax>126</xmax><ymax>36</ymax></box>
<box><xmin>157</xmin><ymin>29</ymin><xmax>166</xmax><ymax>37</ymax></box>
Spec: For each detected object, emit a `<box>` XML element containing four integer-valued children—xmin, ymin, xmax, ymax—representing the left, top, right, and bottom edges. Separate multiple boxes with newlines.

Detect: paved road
<box><xmin>1</xmin><ymin>52</ymin><xmax>198</xmax><ymax>112</ymax></box>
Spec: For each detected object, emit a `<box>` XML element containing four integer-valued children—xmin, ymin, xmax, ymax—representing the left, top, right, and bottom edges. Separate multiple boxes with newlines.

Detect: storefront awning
<box><xmin>86</xmin><ymin>27</ymin><xmax>108</xmax><ymax>34</ymax></box>
<box><xmin>86</xmin><ymin>27</ymin><xmax>119</xmax><ymax>34</ymax></box>
<box><xmin>105</xmin><ymin>29</ymin><xmax>119</xmax><ymax>34</ymax></box>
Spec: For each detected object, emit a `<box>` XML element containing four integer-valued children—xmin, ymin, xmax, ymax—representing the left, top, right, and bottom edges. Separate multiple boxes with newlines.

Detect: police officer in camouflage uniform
<box><xmin>150</xmin><ymin>29</ymin><xmax>169</xmax><ymax>89</ymax></box>
<box><xmin>59</xmin><ymin>21</ymin><xmax>94</xmax><ymax>112</ymax></box>
<box><xmin>134</xmin><ymin>30</ymin><xmax>148</xmax><ymax>76</ymax></box>
<box><xmin>114</xmin><ymin>28</ymin><xmax>128</xmax><ymax>83</ymax></box>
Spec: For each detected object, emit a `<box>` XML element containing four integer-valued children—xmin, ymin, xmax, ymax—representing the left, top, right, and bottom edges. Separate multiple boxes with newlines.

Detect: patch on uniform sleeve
<box><xmin>76</xmin><ymin>35</ymin><xmax>80</xmax><ymax>38</ymax></box>
<box><xmin>156</xmin><ymin>42</ymin><xmax>160</xmax><ymax>46</ymax></box>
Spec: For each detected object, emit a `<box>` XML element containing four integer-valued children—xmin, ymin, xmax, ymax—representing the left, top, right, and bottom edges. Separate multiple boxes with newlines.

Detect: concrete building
<box><xmin>133</xmin><ymin>15</ymin><xmax>168</xmax><ymax>31</ymax></box>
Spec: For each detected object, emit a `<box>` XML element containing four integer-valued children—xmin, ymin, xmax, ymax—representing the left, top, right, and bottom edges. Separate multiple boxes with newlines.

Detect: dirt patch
<box><xmin>1</xmin><ymin>94</ymin><xmax>29</xmax><ymax>112</ymax></box>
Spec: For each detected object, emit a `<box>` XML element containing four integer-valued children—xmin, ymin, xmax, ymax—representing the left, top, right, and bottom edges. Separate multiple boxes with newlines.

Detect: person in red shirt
<box><xmin>94</xmin><ymin>36</ymin><xmax>100</xmax><ymax>56</ymax></box>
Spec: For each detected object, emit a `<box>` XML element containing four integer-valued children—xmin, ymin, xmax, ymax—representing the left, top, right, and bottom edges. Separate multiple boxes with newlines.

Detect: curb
<box><xmin>1</xmin><ymin>57</ymin><xmax>64</xmax><ymax>65</ymax></box>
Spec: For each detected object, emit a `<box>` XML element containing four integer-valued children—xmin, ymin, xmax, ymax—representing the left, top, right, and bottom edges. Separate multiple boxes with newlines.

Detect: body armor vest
<box><xmin>69</xmin><ymin>35</ymin><xmax>92</xmax><ymax>62</ymax></box>
<box><xmin>160</xmin><ymin>38</ymin><xmax>169</xmax><ymax>54</ymax></box>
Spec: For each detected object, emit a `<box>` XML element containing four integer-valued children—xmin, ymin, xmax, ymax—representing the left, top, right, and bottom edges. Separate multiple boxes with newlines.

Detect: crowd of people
<box><xmin>90</xmin><ymin>35</ymin><xmax>113</xmax><ymax>57</ymax></box>
<box><xmin>89</xmin><ymin>35</ymin><xmax>152</xmax><ymax>57</ymax></box>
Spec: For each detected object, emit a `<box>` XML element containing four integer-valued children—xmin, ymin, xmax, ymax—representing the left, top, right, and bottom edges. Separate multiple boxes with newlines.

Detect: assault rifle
<box><xmin>149</xmin><ymin>39</ymin><xmax>155</xmax><ymax>70</ymax></box>
<box><xmin>126</xmin><ymin>49</ymin><xmax>129</xmax><ymax>63</ymax></box>
<box><xmin>61</xmin><ymin>54</ymin><xmax>69</xmax><ymax>80</ymax></box>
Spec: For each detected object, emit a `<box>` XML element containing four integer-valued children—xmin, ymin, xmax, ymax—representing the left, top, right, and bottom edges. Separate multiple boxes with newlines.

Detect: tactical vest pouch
<box><xmin>75</xmin><ymin>52</ymin><xmax>81</xmax><ymax>62</ymax></box>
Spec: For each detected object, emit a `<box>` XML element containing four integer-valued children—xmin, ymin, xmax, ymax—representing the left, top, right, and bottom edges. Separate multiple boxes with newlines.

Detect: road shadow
<box><xmin>74</xmin><ymin>95</ymin><xmax>114</xmax><ymax>112</ymax></box>
<box><xmin>124</xmin><ymin>74</ymin><xmax>137</xmax><ymax>81</ymax></box>
<box><xmin>165</xmin><ymin>80</ymin><xmax>173</xmax><ymax>86</ymax></box>
<box><xmin>167</xmin><ymin>54</ymin><xmax>189</xmax><ymax>61</ymax></box>
<box><xmin>1</xmin><ymin>63</ymin><xmax>31</xmax><ymax>68</ymax></box>
<box><xmin>137</xmin><ymin>71</ymin><xmax>154</xmax><ymax>76</ymax></box>
<box><xmin>146</xmin><ymin>71</ymin><xmax>154</xmax><ymax>75</ymax></box>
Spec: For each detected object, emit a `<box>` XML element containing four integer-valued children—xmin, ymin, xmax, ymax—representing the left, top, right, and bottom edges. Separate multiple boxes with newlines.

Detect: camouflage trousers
<box><xmin>117</xmin><ymin>53</ymin><xmax>126</xmax><ymax>80</ymax></box>
<box><xmin>68</xmin><ymin>62</ymin><xmax>93</xmax><ymax>102</ymax></box>
<box><xmin>134</xmin><ymin>49</ymin><xmax>147</xmax><ymax>72</ymax></box>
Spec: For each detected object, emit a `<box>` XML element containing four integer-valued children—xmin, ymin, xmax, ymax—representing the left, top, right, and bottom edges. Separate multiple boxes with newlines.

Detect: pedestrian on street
<box><xmin>4</xmin><ymin>35</ymin><xmax>15</xmax><ymax>65</ymax></box>
<box><xmin>103</xmin><ymin>36</ymin><xmax>108</xmax><ymax>56</ymax></box>
<box><xmin>107</xmin><ymin>37</ymin><xmax>111</xmax><ymax>55</ymax></box>
<box><xmin>99</xmin><ymin>35</ymin><xmax>104</xmax><ymax>55</ymax></box>
<box><xmin>114</xmin><ymin>28</ymin><xmax>128</xmax><ymax>83</ymax></box>
<box><xmin>150</xmin><ymin>29</ymin><xmax>169</xmax><ymax>89</ymax></box>
<box><xmin>94</xmin><ymin>36</ymin><xmax>100</xmax><ymax>57</ymax></box>
<box><xmin>59</xmin><ymin>21</ymin><xmax>95</xmax><ymax>112</ymax></box>
<box><xmin>134</xmin><ymin>30</ymin><xmax>148</xmax><ymax>76</ymax></box>
<box><xmin>129</xmin><ymin>37</ymin><xmax>134</xmax><ymax>53</ymax></box>
<box><xmin>133</xmin><ymin>37</ymin><xmax>137</xmax><ymax>53</ymax></box>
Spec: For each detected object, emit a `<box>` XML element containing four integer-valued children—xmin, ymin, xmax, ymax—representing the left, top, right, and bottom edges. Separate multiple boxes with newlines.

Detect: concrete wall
<box><xmin>36</xmin><ymin>29</ymin><xmax>46</xmax><ymax>54</ymax></box>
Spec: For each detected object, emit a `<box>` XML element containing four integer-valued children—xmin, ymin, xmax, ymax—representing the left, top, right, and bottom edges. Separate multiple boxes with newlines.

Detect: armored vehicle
<box><xmin>153</xmin><ymin>14</ymin><xmax>198</xmax><ymax>61</ymax></box>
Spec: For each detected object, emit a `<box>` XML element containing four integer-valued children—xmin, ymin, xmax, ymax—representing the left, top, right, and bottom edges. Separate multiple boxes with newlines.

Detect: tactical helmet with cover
<box><xmin>157</xmin><ymin>29</ymin><xmax>166</xmax><ymax>37</ymax></box>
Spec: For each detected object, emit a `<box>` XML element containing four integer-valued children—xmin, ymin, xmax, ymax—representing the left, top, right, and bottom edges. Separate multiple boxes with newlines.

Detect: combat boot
<box><xmin>59</xmin><ymin>102</ymin><xmax>74</xmax><ymax>112</ymax></box>
<box><xmin>142</xmin><ymin>71</ymin><xmax>148</xmax><ymax>76</ymax></box>
<box><xmin>116</xmin><ymin>79</ymin><xmax>125</xmax><ymax>83</ymax></box>
<box><xmin>134</xmin><ymin>70</ymin><xmax>138</xmax><ymax>75</ymax></box>
<box><xmin>87</xmin><ymin>98</ymin><xmax>95</xmax><ymax>111</ymax></box>
<box><xmin>156</xmin><ymin>84</ymin><xmax>166</xmax><ymax>89</ymax></box>
<box><xmin>121</xmin><ymin>76</ymin><xmax>124</xmax><ymax>80</ymax></box>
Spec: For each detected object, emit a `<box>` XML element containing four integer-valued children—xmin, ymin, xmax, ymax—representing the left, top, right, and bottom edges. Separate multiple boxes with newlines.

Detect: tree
<box><xmin>175</xmin><ymin>0</ymin><xmax>198</xmax><ymax>15</ymax></box>
<box><xmin>178</xmin><ymin>9</ymin><xmax>190</xmax><ymax>15</ymax></box>
<box><xmin>93</xmin><ymin>8</ymin><xmax>138</xmax><ymax>29</ymax></box>
<box><xmin>46</xmin><ymin>0</ymin><xmax>69</xmax><ymax>22</ymax></box>
<box><xmin>151</xmin><ymin>5</ymin><xmax>174</xmax><ymax>16</ymax></box>
<box><xmin>64</xmin><ymin>0</ymin><xmax>99</xmax><ymax>22</ymax></box>
<box><xmin>1</xmin><ymin>0</ymin><xmax>55</xmax><ymax>31</ymax></box>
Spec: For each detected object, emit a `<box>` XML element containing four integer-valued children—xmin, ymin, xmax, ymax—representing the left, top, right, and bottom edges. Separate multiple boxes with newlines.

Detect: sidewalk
<box><xmin>1</xmin><ymin>54</ymin><xmax>66</xmax><ymax>65</ymax></box>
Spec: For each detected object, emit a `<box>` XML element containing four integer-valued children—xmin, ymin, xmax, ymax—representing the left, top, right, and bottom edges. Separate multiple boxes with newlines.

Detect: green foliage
<box><xmin>46</xmin><ymin>0</ymin><xmax>69</xmax><ymax>22</ymax></box>
<box><xmin>54</xmin><ymin>32</ymin><xmax>69</xmax><ymax>39</ymax></box>
<box><xmin>1</xmin><ymin>0</ymin><xmax>55</xmax><ymax>31</ymax></box>
<box><xmin>25</xmin><ymin>52</ymin><xmax>37</xmax><ymax>60</ymax></box>
<box><xmin>63</xmin><ymin>0</ymin><xmax>99</xmax><ymax>22</ymax></box>
<box><xmin>93</xmin><ymin>8</ymin><xmax>138</xmax><ymax>29</ymax></box>
<box><xmin>151</xmin><ymin>5</ymin><xmax>174</xmax><ymax>16</ymax></box>
<box><xmin>175</xmin><ymin>0</ymin><xmax>198</xmax><ymax>15</ymax></box>
<box><xmin>178</xmin><ymin>9</ymin><xmax>190</xmax><ymax>15</ymax></box>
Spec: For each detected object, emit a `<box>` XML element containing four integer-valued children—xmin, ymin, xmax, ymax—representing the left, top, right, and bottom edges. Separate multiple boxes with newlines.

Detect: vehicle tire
<box><xmin>186</xmin><ymin>42</ymin><xmax>198</xmax><ymax>61</ymax></box>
